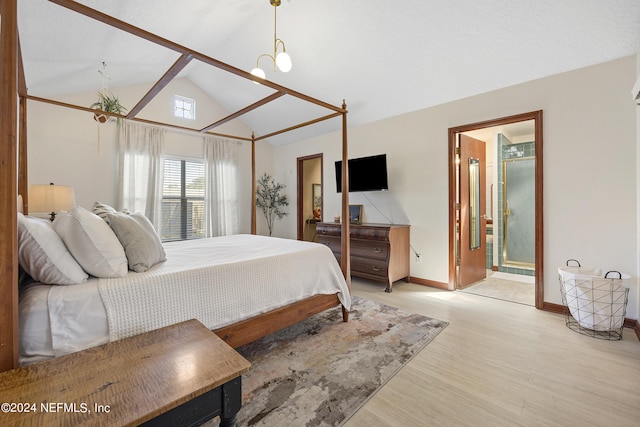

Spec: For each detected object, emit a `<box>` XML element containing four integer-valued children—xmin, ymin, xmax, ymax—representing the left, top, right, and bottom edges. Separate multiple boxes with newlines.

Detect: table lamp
<box><xmin>29</xmin><ymin>183</ymin><xmax>76</xmax><ymax>221</ymax></box>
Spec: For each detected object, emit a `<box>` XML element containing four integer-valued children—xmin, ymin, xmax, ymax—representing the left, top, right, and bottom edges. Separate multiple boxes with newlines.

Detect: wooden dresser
<box><xmin>317</xmin><ymin>222</ymin><xmax>410</xmax><ymax>292</ymax></box>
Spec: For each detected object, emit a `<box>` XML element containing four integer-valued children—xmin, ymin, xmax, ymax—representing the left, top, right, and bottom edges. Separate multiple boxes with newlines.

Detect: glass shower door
<box><xmin>503</xmin><ymin>157</ymin><xmax>535</xmax><ymax>267</ymax></box>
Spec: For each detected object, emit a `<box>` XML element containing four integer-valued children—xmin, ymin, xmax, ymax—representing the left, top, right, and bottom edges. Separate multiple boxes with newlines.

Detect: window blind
<box><xmin>161</xmin><ymin>159</ymin><xmax>205</xmax><ymax>241</ymax></box>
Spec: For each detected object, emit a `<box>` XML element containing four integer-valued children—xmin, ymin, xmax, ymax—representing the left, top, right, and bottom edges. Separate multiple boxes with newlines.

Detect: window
<box><xmin>161</xmin><ymin>159</ymin><xmax>204</xmax><ymax>241</ymax></box>
<box><xmin>173</xmin><ymin>95</ymin><xmax>195</xmax><ymax>120</ymax></box>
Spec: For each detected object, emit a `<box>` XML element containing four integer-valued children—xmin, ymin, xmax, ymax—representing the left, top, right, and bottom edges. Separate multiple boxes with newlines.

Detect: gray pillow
<box><xmin>106</xmin><ymin>212</ymin><xmax>166</xmax><ymax>272</ymax></box>
<box><xmin>92</xmin><ymin>201</ymin><xmax>117</xmax><ymax>223</ymax></box>
<box><xmin>92</xmin><ymin>201</ymin><xmax>130</xmax><ymax>225</ymax></box>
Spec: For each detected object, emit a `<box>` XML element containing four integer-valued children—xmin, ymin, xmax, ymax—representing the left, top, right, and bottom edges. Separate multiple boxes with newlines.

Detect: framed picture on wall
<box><xmin>312</xmin><ymin>183</ymin><xmax>322</xmax><ymax>220</ymax></box>
<box><xmin>349</xmin><ymin>204</ymin><xmax>363</xmax><ymax>224</ymax></box>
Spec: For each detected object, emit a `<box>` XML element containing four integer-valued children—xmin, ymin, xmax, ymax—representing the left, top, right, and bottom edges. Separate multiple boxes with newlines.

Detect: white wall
<box><xmin>26</xmin><ymin>78</ymin><xmax>274</xmax><ymax>235</ymax></box>
<box><xmin>272</xmin><ymin>56</ymin><xmax>639</xmax><ymax>317</ymax></box>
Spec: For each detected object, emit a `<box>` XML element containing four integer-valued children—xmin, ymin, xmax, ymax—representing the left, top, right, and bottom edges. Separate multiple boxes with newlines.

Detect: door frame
<box><xmin>448</xmin><ymin>110</ymin><xmax>544</xmax><ymax>309</ymax></box>
<box><xmin>296</xmin><ymin>153</ymin><xmax>323</xmax><ymax>240</ymax></box>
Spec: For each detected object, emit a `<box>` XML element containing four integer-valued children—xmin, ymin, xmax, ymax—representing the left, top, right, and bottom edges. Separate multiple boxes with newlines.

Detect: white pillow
<box><xmin>17</xmin><ymin>213</ymin><xmax>88</xmax><ymax>285</ymax></box>
<box><xmin>107</xmin><ymin>212</ymin><xmax>166</xmax><ymax>272</ymax></box>
<box><xmin>53</xmin><ymin>207</ymin><xmax>128</xmax><ymax>278</ymax></box>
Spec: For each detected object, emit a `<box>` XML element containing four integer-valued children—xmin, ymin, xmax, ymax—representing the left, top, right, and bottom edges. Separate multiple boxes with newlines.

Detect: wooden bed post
<box><xmin>18</xmin><ymin>33</ymin><xmax>29</xmax><ymax>212</ymax></box>
<box><xmin>19</xmin><ymin>97</ymin><xmax>28</xmax><ymax>212</ymax></box>
<box><xmin>251</xmin><ymin>132</ymin><xmax>257</xmax><ymax>235</ymax></box>
<box><xmin>340</xmin><ymin>101</ymin><xmax>350</xmax><ymax>322</ymax></box>
<box><xmin>0</xmin><ymin>0</ymin><xmax>20</xmax><ymax>372</ymax></box>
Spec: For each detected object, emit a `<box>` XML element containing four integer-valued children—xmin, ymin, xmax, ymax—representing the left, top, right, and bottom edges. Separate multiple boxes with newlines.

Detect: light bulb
<box><xmin>275</xmin><ymin>52</ymin><xmax>292</xmax><ymax>72</ymax></box>
<box><xmin>251</xmin><ymin>67</ymin><xmax>266</xmax><ymax>80</ymax></box>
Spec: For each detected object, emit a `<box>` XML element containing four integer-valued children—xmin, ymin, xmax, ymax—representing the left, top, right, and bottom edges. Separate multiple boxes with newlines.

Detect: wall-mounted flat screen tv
<box><xmin>335</xmin><ymin>154</ymin><xmax>389</xmax><ymax>193</ymax></box>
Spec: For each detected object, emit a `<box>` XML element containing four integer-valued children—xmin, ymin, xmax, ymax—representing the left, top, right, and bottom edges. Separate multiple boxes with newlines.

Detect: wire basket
<box><xmin>558</xmin><ymin>259</ymin><xmax>630</xmax><ymax>340</ymax></box>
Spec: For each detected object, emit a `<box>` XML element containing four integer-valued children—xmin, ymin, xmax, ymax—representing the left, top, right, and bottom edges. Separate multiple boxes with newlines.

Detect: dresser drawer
<box><xmin>352</xmin><ymin>257</ymin><xmax>389</xmax><ymax>278</ymax></box>
<box><xmin>316</xmin><ymin>223</ymin><xmax>341</xmax><ymax>237</ymax></box>
<box><xmin>351</xmin><ymin>239</ymin><xmax>388</xmax><ymax>260</ymax></box>
<box><xmin>350</xmin><ymin>226</ymin><xmax>389</xmax><ymax>241</ymax></box>
<box><xmin>317</xmin><ymin>235</ymin><xmax>341</xmax><ymax>255</ymax></box>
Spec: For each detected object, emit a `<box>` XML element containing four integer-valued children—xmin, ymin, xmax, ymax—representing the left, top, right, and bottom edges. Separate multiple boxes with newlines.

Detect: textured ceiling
<box><xmin>18</xmin><ymin>0</ymin><xmax>640</xmax><ymax>145</ymax></box>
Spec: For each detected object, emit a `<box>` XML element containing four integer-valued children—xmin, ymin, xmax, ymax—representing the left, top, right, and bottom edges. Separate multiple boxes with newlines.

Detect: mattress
<box><xmin>19</xmin><ymin>235</ymin><xmax>350</xmax><ymax>365</ymax></box>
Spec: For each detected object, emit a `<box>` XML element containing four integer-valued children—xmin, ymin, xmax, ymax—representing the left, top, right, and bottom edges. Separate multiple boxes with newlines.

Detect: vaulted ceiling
<box><xmin>18</xmin><ymin>0</ymin><xmax>640</xmax><ymax>145</ymax></box>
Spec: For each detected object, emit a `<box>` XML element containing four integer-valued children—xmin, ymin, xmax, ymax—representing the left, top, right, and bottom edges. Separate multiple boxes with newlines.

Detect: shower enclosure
<box><xmin>502</xmin><ymin>156</ymin><xmax>535</xmax><ymax>268</ymax></box>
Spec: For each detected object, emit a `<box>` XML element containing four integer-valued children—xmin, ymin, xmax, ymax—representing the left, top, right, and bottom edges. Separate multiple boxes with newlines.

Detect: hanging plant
<box><xmin>90</xmin><ymin>90</ymin><xmax>127</xmax><ymax>123</ymax></box>
<box><xmin>256</xmin><ymin>173</ymin><xmax>289</xmax><ymax>237</ymax></box>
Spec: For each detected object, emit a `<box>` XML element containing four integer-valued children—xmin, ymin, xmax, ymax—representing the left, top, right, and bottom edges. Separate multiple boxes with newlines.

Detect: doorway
<box><xmin>297</xmin><ymin>154</ymin><xmax>323</xmax><ymax>241</ymax></box>
<box><xmin>448</xmin><ymin>111</ymin><xmax>544</xmax><ymax>309</ymax></box>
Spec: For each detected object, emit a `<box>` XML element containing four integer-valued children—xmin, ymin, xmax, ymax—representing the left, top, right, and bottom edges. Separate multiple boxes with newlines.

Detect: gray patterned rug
<box><xmin>228</xmin><ymin>295</ymin><xmax>448</xmax><ymax>426</ymax></box>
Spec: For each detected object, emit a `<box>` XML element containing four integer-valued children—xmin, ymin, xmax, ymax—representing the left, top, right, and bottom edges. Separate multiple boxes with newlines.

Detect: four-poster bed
<box><xmin>0</xmin><ymin>0</ymin><xmax>352</xmax><ymax>372</ymax></box>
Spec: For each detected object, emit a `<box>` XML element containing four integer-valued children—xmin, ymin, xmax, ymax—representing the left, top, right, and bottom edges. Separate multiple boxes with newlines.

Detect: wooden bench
<box><xmin>0</xmin><ymin>319</ymin><xmax>251</xmax><ymax>426</ymax></box>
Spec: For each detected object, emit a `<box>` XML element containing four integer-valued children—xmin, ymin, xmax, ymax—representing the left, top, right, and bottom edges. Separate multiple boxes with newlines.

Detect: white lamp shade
<box><xmin>275</xmin><ymin>52</ymin><xmax>292</xmax><ymax>72</ymax></box>
<box><xmin>29</xmin><ymin>184</ymin><xmax>76</xmax><ymax>213</ymax></box>
<box><xmin>251</xmin><ymin>67</ymin><xmax>266</xmax><ymax>80</ymax></box>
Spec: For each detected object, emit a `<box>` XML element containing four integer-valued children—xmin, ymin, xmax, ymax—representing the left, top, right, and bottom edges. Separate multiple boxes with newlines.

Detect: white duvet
<box><xmin>19</xmin><ymin>235</ymin><xmax>350</xmax><ymax>364</ymax></box>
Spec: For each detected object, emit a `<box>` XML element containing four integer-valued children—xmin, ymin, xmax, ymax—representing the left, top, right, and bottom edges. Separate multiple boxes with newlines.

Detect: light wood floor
<box><xmin>345</xmin><ymin>278</ymin><xmax>640</xmax><ymax>427</ymax></box>
<box><xmin>459</xmin><ymin>272</ymin><xmax>535</xmax><ymax>306</ymax></box>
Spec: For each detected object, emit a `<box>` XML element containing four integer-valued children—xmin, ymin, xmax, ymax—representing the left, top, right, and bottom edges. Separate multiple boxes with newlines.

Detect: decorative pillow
<box><xmin>106</xmin><ymin>212</ymin><xmax>166</xmax><ymax>272</ymax></box>
<box><xmin>92</xmin><ymin>201</ymin><xmax>117</xmax><ymax>224</ymax></box>
<box><xmin>92</xmin><ymin>201</ymin><xmax>130</xmax><ymax>225</ymax></box>
<box><xmin>17</xmin><ymin>213</ymin><xmax>88</xmax><ymax>285</ymax></box>
<box><xmin>53</xmin><ymin>206</ymin><xmax>128</xmax><ymax>278</ymax></box>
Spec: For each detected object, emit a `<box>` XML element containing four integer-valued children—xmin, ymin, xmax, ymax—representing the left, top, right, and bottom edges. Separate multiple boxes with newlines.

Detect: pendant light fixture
<box><xmin>251</xmin><ymin>0</ymin><xmax>292</xmax><ymax>80</ymax></box>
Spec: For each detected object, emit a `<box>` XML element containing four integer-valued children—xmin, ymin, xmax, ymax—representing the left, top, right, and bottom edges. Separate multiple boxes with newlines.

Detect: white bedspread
<box><xmin>98</xmin><ymin>234</ymin><xmax>350</xmax><ymax>342</ymax></box>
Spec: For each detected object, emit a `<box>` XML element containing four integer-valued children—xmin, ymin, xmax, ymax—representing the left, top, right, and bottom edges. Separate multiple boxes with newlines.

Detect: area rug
<box><xmin>228</xmin><ymin>295</ymin><xmax>448</xmax><ymax>427</ymax></box>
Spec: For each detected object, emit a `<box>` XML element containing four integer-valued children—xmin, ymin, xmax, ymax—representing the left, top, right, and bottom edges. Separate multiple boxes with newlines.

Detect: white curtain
<box><xmin>117</xmin><ymin>120</ymin><xmax>164</xmax><ymax>230</ymax></box>
<box><xmin>204</xmin><ymin>136</ymin><xmax>240</xmax><ymax>237</ymax></box>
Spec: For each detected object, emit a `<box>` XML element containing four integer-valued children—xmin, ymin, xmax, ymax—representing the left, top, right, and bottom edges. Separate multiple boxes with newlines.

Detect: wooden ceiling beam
<box><xmin>26</xmin><ymin>95</ymin><xmax>253</xmax><ymax>142</ymax></box>
<box><xmin>126</xmin><ymin>53</ymin><xmax>193</xmax><ymax>119</ymax></box>
<box><xmin>255</xmin><ymin>111</ymin><xmax>343</xmax><ymax>142</ymax></box>
<box><xmin>200</xmin><ymin>92</ymin><xmax>285</xmax><ymax>133</ymax></box>
<box><xmin>48</xmin><ymin>0</ymin><xmax>345</xmax><ymax>115</ymax></box>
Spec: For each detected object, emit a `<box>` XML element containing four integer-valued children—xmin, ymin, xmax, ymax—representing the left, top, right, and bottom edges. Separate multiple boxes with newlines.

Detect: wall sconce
<box><xmin>29</xmin><ymin>183</ymin><xmax>76</xmax><ymax>221</ymax></box>
<box><xmin>250</xmin><ymin>0</ymin><xmax>292</xmax><ymax>80</ymax></box>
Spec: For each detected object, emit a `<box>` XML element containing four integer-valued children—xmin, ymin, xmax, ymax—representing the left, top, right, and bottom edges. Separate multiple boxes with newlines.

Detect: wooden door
<box><xmin>459</xmin><ymin>134</ymin><xmax>486</xmax><ymax>288</ymax></box>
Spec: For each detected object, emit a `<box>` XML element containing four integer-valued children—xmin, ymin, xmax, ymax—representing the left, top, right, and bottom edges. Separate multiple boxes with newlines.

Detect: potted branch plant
<box><xmin>256</xmin><ymin>172</ymin><xmax>289</xmax><ymax>237</ymax></box>
<box><xmin>90</xmin><ymin>91</ymin><xmax>127</xmax><ymax>123</ymax></box>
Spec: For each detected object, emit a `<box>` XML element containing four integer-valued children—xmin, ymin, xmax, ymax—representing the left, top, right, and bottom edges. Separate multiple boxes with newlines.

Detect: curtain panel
<box><xmin>117</xmin><ymin>120</ymin><xmax>164</xmax><ymax>230</ymax></box>
<box><xmin>204</xmin><ymin>136</ymin><xmax>240</xmax><ymax>237</ymax></box>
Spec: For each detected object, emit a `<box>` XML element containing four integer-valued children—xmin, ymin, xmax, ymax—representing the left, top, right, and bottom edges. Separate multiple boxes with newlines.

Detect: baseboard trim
<box><xmin>542</xmin><ymin>302</ymin><xmax>565</xmax><ymax>315</ymax></box>
<box><xmin>408</xmin><ymin>276</ymin><xmax>448</xmax><ymax>290</ymax></box>
<box><xmin>624</xmin><ymin>317</ymin><xmax>638</xmax><ymax>330</ymax></box>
